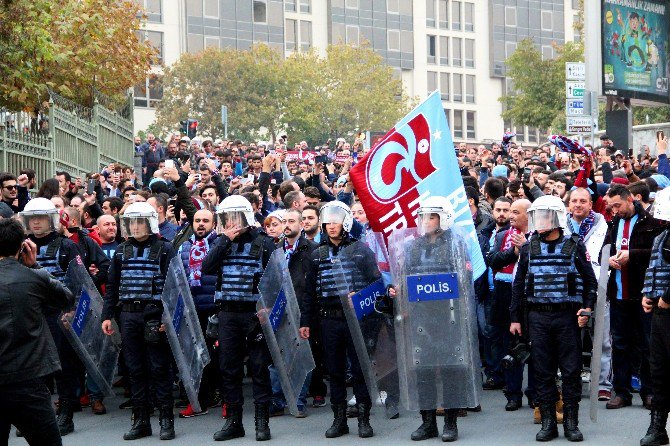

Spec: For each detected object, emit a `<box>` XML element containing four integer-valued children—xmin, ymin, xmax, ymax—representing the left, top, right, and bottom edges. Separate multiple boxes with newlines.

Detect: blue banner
<box><xmin>269</xmin><ymin>289</ymin><xmax>288</xmax><ymax>333</ymax></box>
<box><xmin>351</xmin><ymin>278</ymin><xmax>386</xmax><ymax>320</ymax></box>
<box><xmin>172</xmin><ymin>293</ymin><xmax>184</xmax><ymax>332</ymax></box>
<box><xmin>407</xmin><ymin>273</ymin><xmax>460</xmax><ymax>302</ymax></box>
<box><xmin>72</xmin><ymin>289</ymin><xmax>91</xmax><ymax>337</ymax></box>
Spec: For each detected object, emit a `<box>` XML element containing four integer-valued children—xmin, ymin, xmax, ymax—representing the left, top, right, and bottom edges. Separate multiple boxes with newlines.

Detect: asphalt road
<box><xmin>8</xmin><ymin>383</ymin><xmax>652</xmax><ymax>445</ymax></box>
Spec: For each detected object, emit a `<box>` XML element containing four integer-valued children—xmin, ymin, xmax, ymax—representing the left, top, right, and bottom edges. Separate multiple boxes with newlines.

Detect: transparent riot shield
<box><xmin>161</xmin><ymin>257</ymin><xmax>211</xmax><ymax>413</ymax></box>
<box><xmin>256</xmin><ymin>250</ymin><xmax>315</xmax><ymax>416</ymax></box>
<box><xmin>388</xmin><ymin>227</ymin><xmax>482</xmax><ymax>411</ymax></box>
<box><xmin>331</xmin><ymin>244</ymin><xmax>400</xmax><ymax>418</ymax></box>
<box><xmin>589</xmin><ymin>244</ymin><xmax>611</xmax><ymax>422</ymax></box>
<box><xmin>61</xmin><ymin>258</ymin><xmax>121</xmax><ymax>397</ymax></box>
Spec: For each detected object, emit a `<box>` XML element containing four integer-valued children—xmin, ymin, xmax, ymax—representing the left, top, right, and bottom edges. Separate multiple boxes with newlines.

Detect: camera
<box><xmin>501</xmin><ymin>339</ymin><xmax>531</xmax><ymax>369</ymax></box>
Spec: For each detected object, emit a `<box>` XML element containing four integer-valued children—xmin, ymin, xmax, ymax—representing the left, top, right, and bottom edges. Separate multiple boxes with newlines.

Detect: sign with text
<box><xmin>285</xmin><ymin>150</ymin><xmax>316</xmax><ymax>164</ymax></box>
<box><xmin>566</xmin><ymin>99</ymin><xmax>585</xmax><ymax>116</ymax></box>
<box><xmin>566</xmin><ymin>81</ymin><xmax>586</xmax><ymax>98</ymax></box>
<box><xmin>350</xmin><ymin>278</ymin><xmax>386</xmax><ymax>320</ymax></box>
<box><xmin>72</xmin><ymin>289</ymin><xmax>91</xmax><ymax>337</ymax></box>
<box><xmin>269</xmin><ymin>289</ymin><xmax>288</xmax><ymax>333</ymax></box>
<box><xmin>567</xmin><ymin>116</ymin><xmax>594</xmax><ymax>134</ymax></box>
<box><xmin>566</xmin><ymin>62</ymin><xmax>586</xmax><ymax>81</ymax></box>
<box><xmin>406</xmin><ymin>273</ymin><xmax>460</xmax><ymax>302</ymax></box>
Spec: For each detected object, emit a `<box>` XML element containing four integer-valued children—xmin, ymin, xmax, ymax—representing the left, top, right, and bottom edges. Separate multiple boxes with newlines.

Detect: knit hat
<box><xmin>492</xmin><ymin>165</ymin><xmax>508</xmax><ymax>178</ymax></box>
<box><xmin>0</xmin><ymin>202</ymin><xmax>13</xmax><ymax>219</ymax></box>
<box><xmin>610</xmin><ymin>177</ymin><xmax>630</xmax><ymax>186</ymax></box>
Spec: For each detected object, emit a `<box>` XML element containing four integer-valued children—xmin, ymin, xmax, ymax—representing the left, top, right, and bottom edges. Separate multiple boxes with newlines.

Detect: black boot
<box><xmin>357</xmin><ymin>402</ymin><xmax>374</xmax><ymax>438</ymax></box>
<box><xmin>640</xmin><ymin>409</ymin><xmax>669</xmax><ymax>446</ymax></box>
<box><xmin>124</xmin><ymin>407</ymin><xmax>152</xmax><ymax>440</ymax></box>
<box><xmin>325</xmin><ymin>403</ymin><xmax>349</xmax><ymax>438</ymax></box>
<box><xmin>536</xmin><ymin>403</ymin><xmax>559</xmax><ymax>442</ymax></box>
<box><xmin>213</xmin><ymin>404</ymin><xmax>245</xmax><ymax>441</ymax></box>
<box><xmin>442</xmin><ymin>409</ymin><xmax>458</xmax><ymax>442</ymax></box>
<box><xmin>563</xmin><ymin>403</ymin><xmax>583</xmax><ymax>442</ymax></box>
<box><xmin>159</xmin><ymin>406</ymin><xmax>175</xmax><ymax>440</ymax></box>
<box><xmin>56</xmin><ymin>400</ymin><xmax>74</xmax><ymax>436</ymax></box>
<box><xmin>411</xmin><ymin>410</ymin><xmax>439</xmax><ymax>441</ymax></box>
<box><xmin>254</xmin><ymin>403</ymin><xmax>271</xmax><ymax>441</ymax></box>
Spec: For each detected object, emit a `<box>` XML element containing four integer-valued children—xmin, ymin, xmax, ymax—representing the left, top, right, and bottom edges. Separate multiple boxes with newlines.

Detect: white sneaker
<box><xmin>581</xmin><ymin>371</ymin><xmax>591</xmax><ymax>383</ymax></box>
<box><xmin>348</xmin><ymin>396</ymin><xmax>357</xmax><ymax>407</ymax></box>
<box><xmin>376</xmin><ymin>391</ymin><xmax>387</xmax><ymax>406</ymax></box>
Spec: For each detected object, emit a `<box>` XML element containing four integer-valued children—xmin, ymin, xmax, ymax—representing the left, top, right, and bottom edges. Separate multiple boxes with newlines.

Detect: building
<box><xmin>134</xmin><ymin>0</ymin><xmax>580</xmax><ymax>145</ymax></box>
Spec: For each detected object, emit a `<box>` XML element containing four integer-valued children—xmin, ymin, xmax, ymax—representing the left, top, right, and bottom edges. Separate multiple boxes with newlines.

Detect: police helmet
<box><xmin>528</xmin><ymin>195</ymin><xmax>567</xmax><ymax>233</ymax></box>
<box><xmin>121</xmin><ymin>201</ymin><xmax>159</xmax><ymax>238</ymax></box>
<box><xmin>417</xmin><ymin>196</ymin><xmax>456</xmax><ymax>231</ymax></box>
<box><xmin>216</xmin><ymin>195</ymin><xmax>255</xmax><ymax>232</ymax></box>
<box><xmin>320</xmin><ymin>201</ymin><xmax>353</xmax><ymax>233</ymax></box>
<box><xmin>19</xmin><ymin>197</ymin><xmax>60</xmax><ymax>235</ymax></box>
<box><xmin>652</xmin><ymin>187</ymin><xmax>670</xmax><ymax>222</ymax></box>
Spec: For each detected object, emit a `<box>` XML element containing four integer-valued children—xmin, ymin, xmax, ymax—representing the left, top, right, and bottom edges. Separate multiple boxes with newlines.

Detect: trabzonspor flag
<box><xmin>349</xmin><ymin>91</ymin><xmax>486</xmax><ymax>279</ymax></box>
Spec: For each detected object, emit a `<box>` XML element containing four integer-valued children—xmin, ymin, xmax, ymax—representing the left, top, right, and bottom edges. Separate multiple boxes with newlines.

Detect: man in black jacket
<box><xmin>0</xmin><ymin>219</ymin><xmax>74</xmax><ymax>446</ymax></box>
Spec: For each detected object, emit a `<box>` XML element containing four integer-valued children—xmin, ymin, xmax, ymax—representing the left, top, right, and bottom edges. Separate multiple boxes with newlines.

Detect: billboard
<box><xmin>601</xmin><ymin>0</ymin><xmax>670</xmax><ymax>104</ymax></box>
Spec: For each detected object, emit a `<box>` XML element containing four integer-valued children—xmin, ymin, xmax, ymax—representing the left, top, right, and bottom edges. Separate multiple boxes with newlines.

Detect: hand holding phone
<box><xmin>87</xmin><ymin>179</ymin><xmax>96</xmax><ymax>195</ymax></box>
<box><xmin>165</xmin><ymin>159</ymin><xmax>175</xmax><ymax>169</ymax></box>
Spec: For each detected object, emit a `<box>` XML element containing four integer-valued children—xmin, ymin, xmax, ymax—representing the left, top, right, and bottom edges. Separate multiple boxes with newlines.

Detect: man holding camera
<box><xmin>510</xmin><ymin>195</ymin><xmax>597</xmax><ymax>442</ymax></box>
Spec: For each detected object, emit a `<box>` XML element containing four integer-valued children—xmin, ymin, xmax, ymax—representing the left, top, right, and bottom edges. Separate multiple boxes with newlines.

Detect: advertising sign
<box><xmin>601</xmin><ymin>0</ymin><xmax>670</xmax><ymax>104</ymax></box>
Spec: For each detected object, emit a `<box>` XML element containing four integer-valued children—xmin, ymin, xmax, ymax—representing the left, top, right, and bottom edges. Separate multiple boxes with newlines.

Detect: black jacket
<box><xmin>69</xmin><ymin>228</ymin><xmax>111</xmax><ymax>289</ymax></box>
<box><xmin>201</xmin><ymin>227</ymin><xmax>277</xmax><ymax>277</ymax></box>
<box><xmin>281</xmin><ymin>234</ymin><xmax>318</xmax><ymax>313</ymax></box>
<box><xmin>0</xmin><ymin>258</ymin><xmax>73</xmax><ymax>385</ymax></box>
<box><xmin>475</xmin><ymin>211</ymin><xmax>496</xmax><ymax>241</ymax></box>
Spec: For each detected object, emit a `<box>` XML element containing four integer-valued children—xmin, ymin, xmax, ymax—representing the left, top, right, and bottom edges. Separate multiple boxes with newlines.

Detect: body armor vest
<box><xmin>526</xmin><ymin>234</ymin><xmax>582</xmax><ymax>304</ymax></box>
<box><xmin>643</xmin><ymin>231</ymin><xmax>670</xmax><ymax>299</ymax></box>
<box><xmin>118</xmin><ymin>241</ymin><xmax>164</xmax><ymax>301</ymax></box>
<box><xmin>316</xmin><ymin>243</ymin><xmax>366</xmax><ymax>308</ymax></box>
<box><xmin>37</xmin><ymin>237</ymin><xmax>66</xmax><ymax>282</ymax></box>
<box><xmin>215</xmin><ymin>236</ymin><xmax>265</xmax><ymax>303</ymax></box>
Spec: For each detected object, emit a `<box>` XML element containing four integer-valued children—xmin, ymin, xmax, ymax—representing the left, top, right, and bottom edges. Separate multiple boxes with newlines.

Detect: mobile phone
<box><xmin>523</xmin><ymin>167</ymin><xmax>531</xmax><ymax>183</ymax></box>
<box><xmin>168</xmin><ymin>198</ymin><xmax>176</xmax><ymax>208</ymax></box>
<box><xmin>195</xmin><ymin>173</ymin><xmax>201</xmax><ymax>181</ymax></box>
<box><xmin>87</xmin><ymin>179</ymin><xmax>96</xmax><ymax>195</ymax></box>
<box><xmin>165</xmin><ymin>159</ymin><xmax>175</xmax><ymax>169</ymax></box>
<box><xmin>628</xmin><ymin>148</ymin><xmax>634</xmax><ymax>158</ymax></box>
<box><xmin>658</xmin><ymin>131</ymin><xmax>665</xmax><ymax>142</ymax></box>
<box><xmin>315</xmin><ymin>155</ymin><xmax>328</xmax><ymax>164</ymax></box>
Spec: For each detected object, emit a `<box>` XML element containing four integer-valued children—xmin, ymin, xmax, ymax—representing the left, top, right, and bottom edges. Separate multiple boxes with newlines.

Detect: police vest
<box><xmin>215</xmin><ymin>236</ymin><xmax>265</xmax><ymax>303</ymax></box>
<box><xmin>118</xmin><ymin>241</ymin><xmax>165</xmax><ymax>301</ymax></box>
<box><xmin>526</xmin><ymin>234</ymin><xmax>583</xmax><ymax>305</ymax></box>
<box><xmin>316</xmin><ymin>244</ymin><xmax>366</xmax><ymax>307</ymax></box>
<box><xmin>643</xmin><ymin>231</ymin><xmax>670</xmax><ymax>299</ymax></box>
<box><xmin>37</xmin><ymin>237</ymin><xmax>67</xmax><ymax>282</ymax></box>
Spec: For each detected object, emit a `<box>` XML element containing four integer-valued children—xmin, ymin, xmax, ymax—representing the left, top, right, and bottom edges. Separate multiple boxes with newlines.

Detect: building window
<box><xmin>346</xmin><ymin>25</ymin><xmax>359</xmax><ymax>46</ymax></box>
<box><xmin>134</xmin><ymin>74</ymin><xmax>163</xmax><ymax>108</ymax></box>
<box><xmin>388</xmin><ymin>30</ymin><xmax>400</xmax><ymax>51</ymax></box>
<box><xmin>285</xmin><ymin>19</ymin><xmax>297</xmax><ymax>51</ymax></box>
<box><xmin>253</xmin><ymin>1</ymin><xmax>267</xmax><ymax>23</ymax></box>
<box><xmin>438</xmin><ymin>0</ymin><xmax>448</xmax><ymax>29</ymax></box>
<box><xmin>204</xmin><ymin>0</ymin><xmax>218</xmax><ymax>17</ymax></box>
<box><xmin>387</xmin><ymin>0</ymin><xmax>399</xmax><ymax>14</ymax></box>
<box><xmin>285</xmin><ymin>0</ymin><xmax>296</xmax><ymax>12</ymax></box>
<box><xmin>542</xmin><ymin>45</ymin><xmax>553</xmax><ymax>60</ymax></box>
<box><xmin>142</xmin><ymin>0</ymin><xmax>162</xmax><ymax>23</ymax></box>
<box><xmin>299</xmin><ymin>0</ymin><xmax>311</xmax><ymax>13</ymax></box>
<box><xmin>453</xmin><ymin>74</ymin><xmax>463</xmax><ymax>102</ymax></box>
<box><xmin>505</xmin><ymin>6</ymin><xmax>516</xmax><ymax>27</ymax></box>
<box><xmin>427</xmin><ymin>35</ymin><xmax>436</xmax><ymax>64</ymax></box>
<box><xmin>346</xmin><ymin>0</ymin><xmax>358</xmax><ymax>8</ymax></box>
<box><xmin>300</xmin><ymin>21</ymin><xmax>312</xmax><ymax>51</ymax></box>
<box><xmin>464</xmin><ymin>2</ymin><xmax>474</xmax><ymax>32</ymax></box>
<box><xmin>452</xmin><ymin>1</ymin><xmax>461</xmax><ymax>31</ymax></box>
<box><xmin>427</xmin><ymin>71</ymin><xmax>438</xmax><ymax>95</ymax></box>
<box><xmin>440</xmin><ymin>72</ymin><xmax>450</xmax><ymax>100</ymax></box>
<box><xmin>426</xmin><ymin>0</ymin><xmax>436</xmax><ymax>28</ymax></box>
<box><xmin>444</xmin><ymin>109</ymin><xmax>451</xmax><ymax>129</ymax></box>
<box><xmin>505</xmin><ymin>41</ymin><xmax>517</xmax><ymax>58</ymax></box>
<box><xmin>541</xmin><ymin>11</ymin><xmax>552</xmax><ymax>31</ymax></box>
<box><xmin>205</xmin><ymin>36</ymin><xmax>219</xmax><ymax>48</ymax></box>
<box><xmin>137</xmin><ymin>30</ymin><xmax>163</xmax><ymax>65</ymax></box>
<box><xmin>528</xmin><ymin>126</ymin><xmax>538</xmax><ymax>144</ymax></box>
<box><xmin>464</xmin><ymin>38</ymin><xmax>474</xmax><ymax>67</ymax></box>
<box><xmin>439</xmin><ymin>36</ymin><xmax>449</xmax><ymax>65</ymax></box>
<box><xmin>454</xmin><ymin>110</ymin><xmax>463</xmax><ymax>139</ymax></box>
<box><xmin>466</xmin><ymin>111</ymin><xmax>475</xmax><ymax>139</ymax></box>
<box><xmin>452</xmin><ymin>37</ymin><xmax>462</xmax><ymax>67</ymax></box>
<box><xmin>465</xmin><ymin>75</ymin><xmax>475</xmax><ymax>103</ymax></box>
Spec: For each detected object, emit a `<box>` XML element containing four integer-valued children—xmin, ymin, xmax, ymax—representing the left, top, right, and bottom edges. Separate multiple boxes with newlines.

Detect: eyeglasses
<box><xmin>2</xmin><ymin>185</ymin><xmax>16</xmax><ymax>191</ymax></box>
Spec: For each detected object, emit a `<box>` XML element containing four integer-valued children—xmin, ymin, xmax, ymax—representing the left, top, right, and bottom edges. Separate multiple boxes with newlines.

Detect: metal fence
<box><xmin>0</xmin><ymin>91</ymin><xmax>134</xmax><ymax>182</ymax></box>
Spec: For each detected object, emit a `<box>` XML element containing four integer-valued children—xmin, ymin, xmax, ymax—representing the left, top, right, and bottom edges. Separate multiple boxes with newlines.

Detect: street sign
<box><xmin>566</xmin><ymin>81</ymin><xmax>585</xmax><ymax>98</ymax></box>
<box><xmin>566</xmin><ymin>117</ymin><xmax>593</xmax><ymax>134</ymax></box>
<box><xmin>566</xmin><ymin>99</ymin><xmax>585</xmax><ymax>116</ymax></box>
<box><xmin>566</xmin><ymin>62</ymin><xmax>586</xmax><ymax>81</ymax></box>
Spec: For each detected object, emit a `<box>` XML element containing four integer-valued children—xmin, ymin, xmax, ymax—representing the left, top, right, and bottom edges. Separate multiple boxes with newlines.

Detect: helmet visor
<box><xmin>21</xmin><ymin>212</ymin><xmax>59</xmax><ymax>236</ymax></box>
<box><xmin>528</xmin><ymin>209</ymin><xmax>560</xmax><ymax>233</ymax></box>
<box><xmin>651</xmin><ymin>193</ymin><xmax>670</xmax><ymax>222</ymax></box>
<box><xmin>320</xmin><ymin>206</ymin><xmax>348</xmax><ymax>225</ymax></box>
<box><xmin>121</xmin><ymin>216</ymin><xmax>151</xmax><ymax>239</ymax></box>
<box><xmin>416</xmin><ymin>212</ymin><xmax>442</xmax><ymax>237</ymax></box>
<box><xmin>217</xmin><ymin>211</ymin><xmax>250</xmax><ymax>233</ymax></box>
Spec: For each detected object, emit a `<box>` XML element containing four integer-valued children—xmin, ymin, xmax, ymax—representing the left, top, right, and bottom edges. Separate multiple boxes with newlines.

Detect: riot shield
<box><xmin>388</xmin><ymin>227</ymin><xmax>482</xmax><ymax>411</ymax></box>
<box><xmin>589</xmin><ymin>244</ymin><xmax>611</xmax><ymax>423</ymax></box>
<box><xmin>256</xmin><ymin>250</ymin><xmax>315</xmax><ymax>416</ymax></box>
<box><xmin>161</xmin><ymin>257</ymin><xmax>211</xmax><ymax>413</ymax></box>
<box><xmin>60</xmin><ymin>258</ymin><xmax>121</xmax><ymax>397</ymax></box>
<box><xmin>333</xmin><ymin>244</ymin><xmax>400</xmax><ymax>418</ymax></box>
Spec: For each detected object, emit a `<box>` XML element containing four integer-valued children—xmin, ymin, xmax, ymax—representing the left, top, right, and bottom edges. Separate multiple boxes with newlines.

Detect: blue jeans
<box><xmin>269</xmin><ymin>365</ymin><xmax>310</xmax><ymax>410</ymax></box>
<box><xmin>477</xmin><ymin>297</ymin><xmax>504</xmax><ymax>384</ymax></box>
<box><xmin>86</xmin><ymin>374</ymin><xmax>105</xmax><ymax>402</ymax></box>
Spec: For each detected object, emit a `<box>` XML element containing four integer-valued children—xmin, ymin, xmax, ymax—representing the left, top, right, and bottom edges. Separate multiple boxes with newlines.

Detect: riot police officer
<box><xmin>641</xmin><ymin>187</ymin><xmax>670</xmax><ymax>446</ymax></box>
<box><xmin>300</xmin><ymin>201</ymin><xmax>380</xmax><ymax>439</ymax></box>
<box><xmin>509</xmin><ymin>195</ymin><xmax>597</xmax><ymax>442</ymax></box>
<box><xmin>201</xmin><ymin>195</ymin><xmax>277</xmax><ymax>442</ymax></box>
<box><xmin>19</xmin><ymin>198</ymin><xmax>81</xmax><ymax>436</ymax></box>
<box><xmin>101</xmin><ymin>202</ymin><xmax>177</xmax><ymax>441</ymax></box>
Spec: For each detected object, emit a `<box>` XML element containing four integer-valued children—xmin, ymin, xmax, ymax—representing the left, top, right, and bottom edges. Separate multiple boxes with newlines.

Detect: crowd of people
<box><xmin>2</xmin><ymin>129</ymin><xmax>670</xmax><ymax>445</ymax></box>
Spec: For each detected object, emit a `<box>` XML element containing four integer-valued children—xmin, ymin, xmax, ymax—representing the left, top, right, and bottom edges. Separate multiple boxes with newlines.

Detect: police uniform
<box><xmin>303</xmin><ymin>233</ymin><xmax>380</xmax><ymax>438</ymax></box>
<box><xmin>201</xmin><ymin>226</ymin><xmax>276</xmax><ymax>441</ymax></box>
<box><xmin>102</xmin><ymin>234</ymin><xmax>176</xmax><ymax>440</ymax></box>
<box><xmin>511</xmin><ymin>231</ymin><xmax>597</xmax><ymax>441</ymax></box>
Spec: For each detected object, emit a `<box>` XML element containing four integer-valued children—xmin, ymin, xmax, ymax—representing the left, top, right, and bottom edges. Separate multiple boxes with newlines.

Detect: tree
<box><xmin>0</xmin><ymin>0</ymin><xmax>155</xmax><ymax>111</ymax></box>
<box><xmin>499</xmin><ymin>39</ymin><xmax>584</xmax><ymax>132</ymax></box>
<box><xmin>154</xmin><ymin>43</ymin><xmax>410</xmax><ymax>144</ymax></box>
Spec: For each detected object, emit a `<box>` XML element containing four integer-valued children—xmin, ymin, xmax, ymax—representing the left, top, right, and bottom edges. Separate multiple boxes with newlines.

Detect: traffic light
<box><xmin>187</xmin><ymin>119</ymin><xmax>198</xmax><ymax>139</ymax></box>
<box><xmin>179</xmin><ymin>120</ymin><xmax>188</xmax><ymax>135</ymax></box>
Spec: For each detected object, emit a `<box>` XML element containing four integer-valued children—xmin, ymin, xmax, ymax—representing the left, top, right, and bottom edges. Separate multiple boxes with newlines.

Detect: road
<box><xmin>8</xmin><ymin>383</ymin><xmax>650</xmax><ymax>445</ymax></box>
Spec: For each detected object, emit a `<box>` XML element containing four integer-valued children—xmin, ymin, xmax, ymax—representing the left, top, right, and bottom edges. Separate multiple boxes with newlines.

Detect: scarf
<box><xmin>187</xmin><ymin>232</ymin><xmax>216</xmax><ymax>287</ymax></box>
<box><xmin>495</xmin><ymin>227</ymin><xmax>521</xmax><ymax>276</ymax></box>
<box><xmin>577</xmin><ymin>211</ymin><xmax>596</xmax><ymax>241</ymax></box>
<box><xmin>284</xmin><ymin>237</ymin><xmax>298</xmax><ymax>261</ymax></box>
